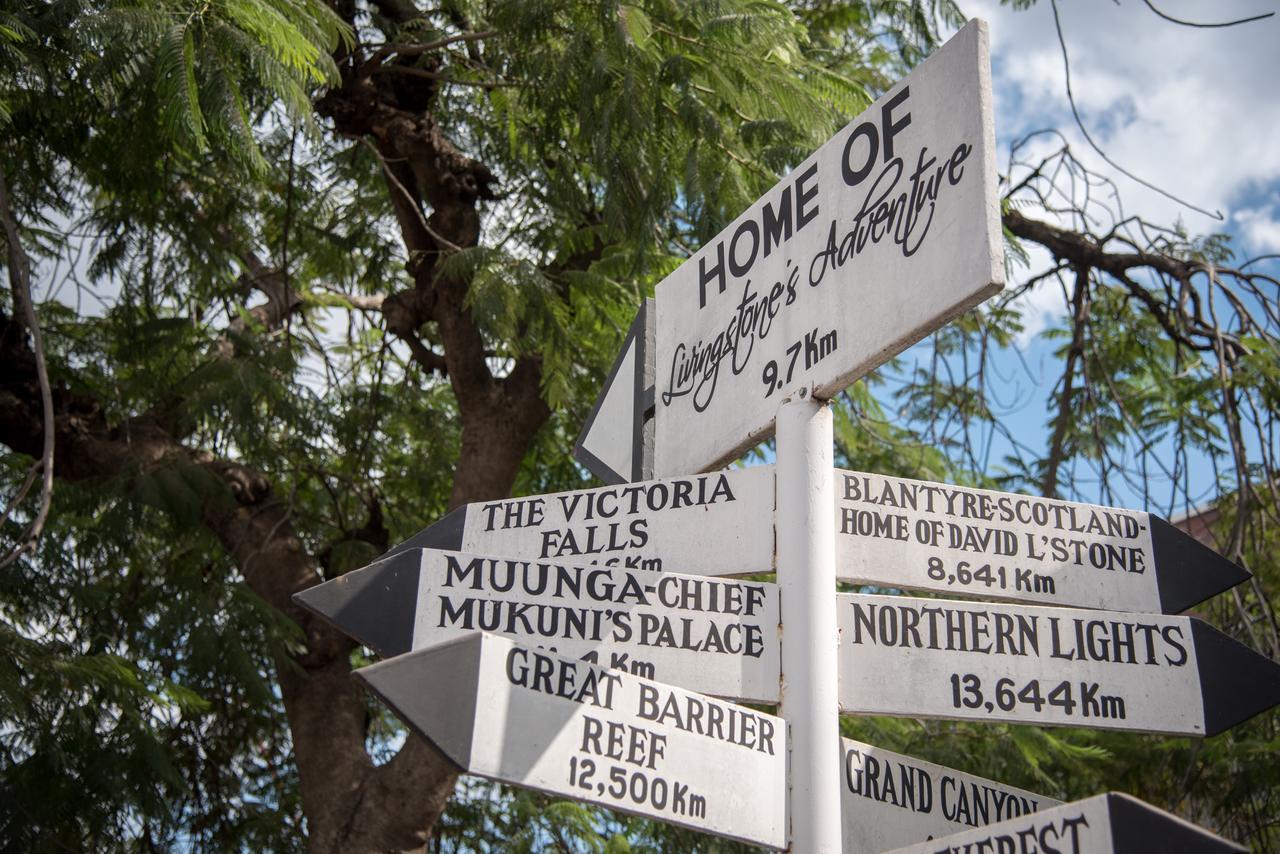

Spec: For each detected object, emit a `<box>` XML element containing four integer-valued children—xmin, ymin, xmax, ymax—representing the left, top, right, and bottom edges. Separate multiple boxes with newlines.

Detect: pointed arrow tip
<box><xmin>1150</xmin><ymin>515</ymin><xmax>1251</xmax><ymax>614</ymax></box>
<box><xmin>383</xmin><ymin>506</ymin><xmax>468</xmax><ymax>560</ymax></box>
<box><xmin>574</xmin><ymin>300</ymin><xmax>651</xmax><ymax>486</ymax></box>
<box><xmin>355</xmin><ymin>634</ymin><xmax>485</xmax><ymax>769</ymax></box>
<box><xmin>292</xmin><ymin>550</ymin><xmax>423</xmax><ymax>658</ymax></box>
<box><xmin>1192</xmin><ymin>620</ymin><xmax>1280</xmax><ymax>736</ymax></box>
<box><xmin>1107</xmin><ymin>792</ymin><xmax>1247</xmax><ymax>852</ymax></box>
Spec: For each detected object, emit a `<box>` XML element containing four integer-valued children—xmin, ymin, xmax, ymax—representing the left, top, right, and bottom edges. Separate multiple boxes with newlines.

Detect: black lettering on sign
<box><xmin>851</xmin><ymin>600</ymin><xmax>1193</xmax><ymax>668</ymax></box>
<box><xmin>810</xmin><ymin>140</ymin><xmax>973</xmax><ymax>288</ymax></box>
<box><xmin>634</xmin><ymin>614</ymin><xmax>764</xmax><ymax>658</ymax></box>
<box><xmin>636</xmin><ymin>684</ymin><xmax>776</xmax><ymax>755</ymax></box>
<box><xmin>437</xmin><ymin>595</ymin><xmax>612</xmax><ymax>643</ymax></box>
<box><xmin>840</xmin><ymin>87</ymin><xmax>912</xmax><ymax>187</ymax></box>
<box><xmin>696</xmin><ymin>166</ymin><xmax>822</xmax><ymax>309</ymax></box>
<box><xmin>662</xmin><ymin>275</ymin><xmax>791</xmax><ymax>412</ymax></box>
<box><xmin>841</xmin><ymin>473</ymin><xmax>1142</xmax><ymax>540</ymax></box>
<box><xmin>845</xmin><ymin>748</ymin><xmax>934</xmax><ymax>816</ymax></box>
<box><xmin>940</xmin><ymin>776</ymin><xmax>1042</xmax><ymax>828</ymax></box>
<box><xmin>664</xmin><ymin>87</ymin><xmax>977</xmax><ymax>417</ymax></box>
<box><xmin>1046</xmin><ymin>617</ymin><xmax>1187</xmax><ymax>667</ymax></box>
<box><xmin>655</xmin><ymin>576</ymin><xmax>768</xmax><ymax>617</ymax></box>
<box><xmin>848</xmin><ymin>601</ymin><xmax>1041</xmax><ymax>658</ymax></box>
<box><xmin>840</xmin><ymin>507</ymin><xmax>910</xmax><ymax>541</ymax></box>
<box><xmin>930</xmin><ymin>811</ymin><xmax>1090</xmax><ymax>854</ymax></box>
<box><xmin>505</xmin><ymin>646</ymin><xmax>621</xmax><ymax>709</ymax></box>
<box><xmin>579</xmin><ymin>715</ymin><xmax>668</xmax><ymax>770</ymax></box>
<box><xmin>481</xmin><ymin>497</ymin><xmax>547</xmax><ymax>531</ymax></box>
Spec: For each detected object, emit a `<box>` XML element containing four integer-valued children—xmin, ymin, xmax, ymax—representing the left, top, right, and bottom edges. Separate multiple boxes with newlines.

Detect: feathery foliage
<box><xmin>1</xmin><ymin>0</ymin><xmax>1276</xmax><ymax>850</ymax></box>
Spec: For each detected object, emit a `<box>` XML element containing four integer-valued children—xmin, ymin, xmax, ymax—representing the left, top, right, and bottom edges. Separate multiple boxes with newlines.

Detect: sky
<box><xmin>958</xmin><ymin>0</ymin><xmax>1280</xmax><ymax>340</ymax></box>
<box><xmin>878</xmin><ymin>0</ymin><xmax>1280</xmax><ymax>513</ymax></box>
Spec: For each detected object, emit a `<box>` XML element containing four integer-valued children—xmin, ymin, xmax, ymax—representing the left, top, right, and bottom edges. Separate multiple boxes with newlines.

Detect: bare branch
<box><xmin>354</xmin><ymin>136</ymin><xmax>461</xmax><ymax>253</ymax></box>
<box><xmin>1041</xmin><ymin>264</ymin><xmax>1090</xmax><ymax>498</ymax></box>
<box><xmin>1140</xmin><ymin>0</ymin><xmax>1273</xmax><ymax>29</ymax></box>
<box><xmin>317</xmin><ymin>288</ymin><xmax>387</xmax><ymax>312</ymax></box>
<box><xmin>401</xmin><ymin>329</ymin><xmax>449</xmax><ymax>376</ymax></box>
<box><xmin>369</xmin><ymin>29</ymin><xmax>497</xmax><ymax>62</ymax></box>
<box><xmin>1048</xmin><ymin>0</ymin><xmax>1223</xmax><ymax>220</ymax></box>
<box><xmin>0</xmin><ymin>169</ymin><xmax>53</xmax><ymax>568</ymax></box>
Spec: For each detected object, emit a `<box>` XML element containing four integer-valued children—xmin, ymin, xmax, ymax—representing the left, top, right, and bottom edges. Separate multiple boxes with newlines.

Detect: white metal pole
<box><xmin>776</xmin><ymin>390</ymin><xmax>841</xmax><ymax>853</ymax></box>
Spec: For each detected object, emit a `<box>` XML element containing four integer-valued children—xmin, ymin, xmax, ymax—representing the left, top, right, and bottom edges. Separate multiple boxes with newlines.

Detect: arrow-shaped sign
<box><xmin>384</xmin><ymin>465</ymin><xmax>773</xmax><ymax>578</ymax></box>
<box><xmin>834</xmin><ymin>469</ymin><xmax>1249</xmax><ymax>614</ymax></box>
<box><xmin>841</xmin><ymin>738</ymin><xmax>1060</xmax><ymax>852</ymax></box>
<box><xmin>886</xmin><ymin>791</ymin><xmax>1245</xmax><ymax>854</ymax></box>
<box><xmin>294</xmin><ymin>547</ymin><xmax>780</xmax><ymax>702</ymax></box>
<box><xmin>575</xmin><ymin>299</ymin><xmax>655</xmax><ymax>485</ymax></box>
<box><xmin>357</xmin><ymin>633</ymin><xmax>787</xmax><ymax>849</ymax></box>
<box><xmin>653</xmin><ymin>20</ymin><xmax>1003</xmax><ymax>476</ymax></box>
<box><xmin>837</xmin><ymin>593</ymin><xmax>1280</xmax><ymax>736</ymax></box>
<box><xmin>378</xmin><ymin>464</ymin><xmax>1245</xmax><ymax>614</ymax></box>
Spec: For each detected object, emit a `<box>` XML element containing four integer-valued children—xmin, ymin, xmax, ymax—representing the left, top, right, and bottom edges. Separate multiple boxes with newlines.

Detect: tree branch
<box><xmin>0</xmin><ymin>169</ymin><xmax>54</xmax><ymax>568</ymax></box>
<box><xmin>1048</xmin><ymin>0</ymin><xmax>1222</xmax><ymax>219</ymax></box>
<box><xmin>1003</xmin><ymin>208</ymin><xmax>1250</xmax><ymax>359</ymax></box>
<box><xmin>370</xmin><ymin>30</ymin><xmax>497</xmax><ymax>63</ymax></box>
<box><xmin>0</xmin><ymin>309</ymin><xmax>377</xmax><ymax>849</ymax></box>
<box><xmin>1042</xmin><ymin>265</ymin><xmax>1090</xmax><ymax>498</ymax></box>
<box><xmin>1140</xmin><ymin>0</ymin><xmax>1273</xmax><ymax>29</ymax></box>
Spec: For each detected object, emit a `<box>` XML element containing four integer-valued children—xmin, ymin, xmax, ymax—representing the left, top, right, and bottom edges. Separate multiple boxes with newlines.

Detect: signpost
<box><xmin>295</xmin><ymin>547</ymin><xmax>781</xmax><ymax>702</ymax></box>
<box><xmin>357</xmin><ymin>632</ymin><xmax>787</xmax><ymax>850</ymax></box>
<box><xmin>833</xmin><ymin>469</ymin><xmax>1250</xmax><ymax>613</ymax></box>
<box><xmin>886</xmin><ymin>792</ymin><xmax>1246</xmax><ymax>854</ymax></box>
<box><xmin>382</xmin><ymin>466</ymin><xmax>774</xmax><ymax>578</ymax></box>
<box><xmin>837</xmin><ymin>593</ymin><xmax>1280</xmax><ymax>735</ymax></box>
<box><xmin>293</xmin><ymin>18</ymin><xmax>1277</xmax><ymax>853</ymax></box>
<box><xmin>653</xmin><ymin>19</ymin><xmax>1002</xmax><ymax>477</ymax></box>
<box><xmin>841</xmin><ymin>738</ymin><xmax>1060</xmax><ymax>852</ymax></box>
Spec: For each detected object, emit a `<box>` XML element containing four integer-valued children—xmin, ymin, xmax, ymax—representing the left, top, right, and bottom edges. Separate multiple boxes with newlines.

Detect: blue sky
<box><xmin>966</xmin><ymin>0</ymin><xmax>1280</xmax><ymax>334</ymax></box>
<box><xmin>877</xmin><ymin>0</ymin><xmax>1280</xmax><ymax>514</ymax></box>
<box><xmin>969</xmin><ymin>0</ymin><xmax>1280</xmax><ymax>250</ymax></box>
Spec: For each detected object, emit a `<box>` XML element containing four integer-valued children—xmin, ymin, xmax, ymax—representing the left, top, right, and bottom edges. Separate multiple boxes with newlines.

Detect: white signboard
<box><xmin>834</xmin><ymin>470</ymin><xmax>1248</xmax><ymax>613</ymax></box>
<box><xmin>388</xmin><ymin>466</ymin><xmax>774</xmax><ymax>578</ymax></box>
<box><xmin>654</xmin><ymin>19</ymin><xmax>1002</xmax><ymax>476</ymax></box>
<box><xmin>358</xmin><ymin>633</ymin><xmax>787</xmax><ymax>849</ymax></box>
<box><xmin>841</xmin><ymin>738</ymin><xmax>1060</xmax><ymax>852</ymax></box>
<box><xmin>837</xmin><ymin>594</ymin><xmax>1280</xmax><ymax>736</ymax></box>
<box><xmin>886</xmin><ymin>792</ymin><xmax>1246</xmax><ymax>854</ymax></box>
<box><xmin>296</xmin><ymin>548</ymin><xmax>781</xmax><ymax>702</ymax></box>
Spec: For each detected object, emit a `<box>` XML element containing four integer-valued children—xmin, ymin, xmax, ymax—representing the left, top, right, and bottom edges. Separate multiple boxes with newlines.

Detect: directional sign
<box><xmin>294</xmin><ymin>547</ymin><xmax>780</xmax><ymax>702</ymax></box>
<box><xmin>384</xmin><ymin>466</ymin><xmax>773</xmax><ymax>578</ymax></box>
<box><xmin>886</xmin><ymin>792</ymin><xmax>1245</xmax><ymax>854</ymax></box>
<box><xmin>841</xmin><ymin>738</ymin><xmax>1060</xmax><ymax>852</ymax></box>
<box><xmin>575</xmin><ymin>299</ymin><xmax>655</xmax><ymax>485</ymax></box>
<box><xmin>654</xmin><ymin>19</ymin><xmax>1002</xmax><ymax>476</ymax></box>
<box><xmin>834</xmin><ymin>469</ymin><xmax>1249</xmax><ymax>613</ymax></box>
<box><xmin>837</xmin><ymin>594</ymin><xmax>1280</xmax><ymax>736</ymax></box>
<box><xmin>358</xmin><ymin>633</ymin><xmax>787</xmax><ymax>849</ymax></box>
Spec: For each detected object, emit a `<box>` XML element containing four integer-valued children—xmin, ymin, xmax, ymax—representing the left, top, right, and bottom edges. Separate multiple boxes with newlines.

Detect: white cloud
<box><xmin>960</xmin><ymin>0</ymin><xmax>1280</xmax><ymax>230</ymax></box>
<box><xmin>950</xmin><ymin>1</ymin><xmax>1280</xmax><ymax>342</ymax></box>
<box><xmin>1234</xmin><ymin>205</ymin><xmax>1280</xmax><ymax>253</ymax></box>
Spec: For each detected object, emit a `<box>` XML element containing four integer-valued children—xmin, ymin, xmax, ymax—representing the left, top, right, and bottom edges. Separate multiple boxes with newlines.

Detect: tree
<box><xmin>1</xmin><ymin>0</ymin><xmax>1276</xmax><ymax>850</ymax></box>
